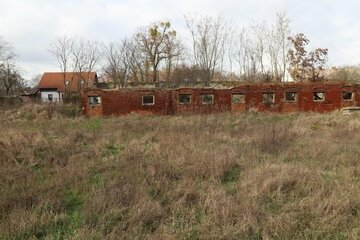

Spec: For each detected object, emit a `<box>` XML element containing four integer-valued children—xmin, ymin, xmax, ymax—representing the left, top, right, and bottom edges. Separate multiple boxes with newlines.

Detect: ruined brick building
<box><xmin>81</xmin><ymin>82</ymin><xmax>360</xmax><ymax>117</ymax></box>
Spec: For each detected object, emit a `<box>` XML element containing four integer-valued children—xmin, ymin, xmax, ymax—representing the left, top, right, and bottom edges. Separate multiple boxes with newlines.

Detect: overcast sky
<box><xmin>1</xmin><ymin>0</ymin><xmax>360</xmax><ymax>80</ymax></box>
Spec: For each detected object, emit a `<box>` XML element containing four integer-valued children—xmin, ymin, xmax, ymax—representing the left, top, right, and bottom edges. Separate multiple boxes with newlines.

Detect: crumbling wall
<box><xmin>171</xmin><ymin>88</ymin><xmax>231</xmax><ymax>115</ymax></box>
<box><xmin>82</xmin><ymin>89</ymin><xmax>170</xmax><ymax>117</ymax></box>
<box><xmin>82</xmin><ymin>82</ymin><xmax>360</xmax><ymax>117</ymax></box>
<box><xmin>82</xmin><ymin>89</ymin><xmax>103</xmax><ymax>117</ymax></box>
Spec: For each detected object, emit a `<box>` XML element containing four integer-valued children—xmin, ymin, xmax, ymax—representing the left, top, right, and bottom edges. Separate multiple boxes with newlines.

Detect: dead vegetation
<box><xmin>1</xmin><ymin>105</ymin><xmax>360</xmax><ymax>239</ymax></box>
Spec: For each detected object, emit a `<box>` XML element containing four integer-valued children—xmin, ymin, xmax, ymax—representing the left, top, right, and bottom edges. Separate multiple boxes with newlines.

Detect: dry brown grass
<box><xmin>1</xmin><ymin>104</ymin><xmax>360</xmax><ymax>239</ymax></box>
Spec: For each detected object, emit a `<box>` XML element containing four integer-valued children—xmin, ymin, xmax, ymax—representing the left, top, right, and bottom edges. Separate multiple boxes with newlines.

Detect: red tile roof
<box><xmin>38</xmin><ymin>72</ymin><xmax>97</xmax><ymax>92</ymax></box>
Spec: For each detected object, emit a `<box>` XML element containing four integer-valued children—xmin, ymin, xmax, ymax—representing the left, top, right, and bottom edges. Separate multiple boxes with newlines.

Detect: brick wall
<box><xmin>81</xmin><ymin>89</ymin><xmax>103</xmax><ymax>117</ymax></box>
<box><xmin>82</xmin><ymin>82</ymin><xmax>360</xmax><ymax>117</ymax></box>
<box><xmin>82</xmin><ymin>89</ymin><xmax>171</xmax><ymax>117</ymax></box>
<box><xmin>170</xmin><ymin>88</ymin><xmax>231</xmax><ymax>114</ymax></box>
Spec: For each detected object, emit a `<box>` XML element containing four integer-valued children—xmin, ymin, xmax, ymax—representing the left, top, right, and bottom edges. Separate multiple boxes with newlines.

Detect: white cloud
<box><xmin>0</xmin><ymin>0</ymin><xmax>360</xmax><ymax>79</ymax></box>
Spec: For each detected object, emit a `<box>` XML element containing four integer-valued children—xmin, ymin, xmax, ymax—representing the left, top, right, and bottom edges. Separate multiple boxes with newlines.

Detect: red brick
<box><xmin>82</xmin><ymin>82</ymin><xmax>360</xmax><ymax>117</ymax></box>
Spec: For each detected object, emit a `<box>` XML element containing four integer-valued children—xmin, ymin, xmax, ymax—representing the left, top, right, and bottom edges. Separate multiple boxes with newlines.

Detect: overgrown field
<box><xmin>1</xmin><ymin>104</ymin><xmax>360</xmax><ymax>239</ymax></box>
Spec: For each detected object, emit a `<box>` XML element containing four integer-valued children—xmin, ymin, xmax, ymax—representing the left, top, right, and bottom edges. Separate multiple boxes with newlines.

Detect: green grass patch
<box><xmin>62</xmin><ymin>190</ymin><xmax>85</xmax><ymax>214</ymax></box>
<box><xmin>89</xmin><ymin>172</ymin><xmax>104</xmax><ymax>188</ymax></box>
<box><xmin>83</xmin><ymin>118</ymin><xmax>103</xmax><ymax>131</ymax></box>
<box><xmin>11</xmin><ymin>208</ymin><xmax>85</xmax><ymax>240</ymax></box>
<box><xmin>105</xmin><ymin>143</ymin><xmax>125</xmax><ymax>156</ymax></box>
<box><xmin>221</xmin><ymin>164</ymin><xmax>242</xmax><ymax>185</ymax></box>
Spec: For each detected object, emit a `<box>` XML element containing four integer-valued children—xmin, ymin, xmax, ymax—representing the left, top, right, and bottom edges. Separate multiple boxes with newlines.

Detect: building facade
<box><xmin>38</xmin><ymin>72</ymin><xmax>98</xmax><ymax>102</ymax></box>
<box><xmin>82</xmin><ymin>82</ymin><xmax>360</xmax><ymax>117</ymax></box>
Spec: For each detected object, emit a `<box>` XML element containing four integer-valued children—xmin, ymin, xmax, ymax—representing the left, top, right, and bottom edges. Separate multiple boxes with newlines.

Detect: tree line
<box><xmin>0</xmin><ymin>12</ymin><xmax>348</xmax><ymax>96</ymax></box>
<box><xmin>89</xmin><ymin>13</ymin><xmax>329</xmax><ymax>87</ymax></box>
<box><xmin>51</xmin><ymin>13</ymin><xmax>298</xmax><ymax>88</ymax></box>
<box><xmin>0</xmin><ymin>37</ymin><xmax>24</xmax><ymax>96</ymax></box>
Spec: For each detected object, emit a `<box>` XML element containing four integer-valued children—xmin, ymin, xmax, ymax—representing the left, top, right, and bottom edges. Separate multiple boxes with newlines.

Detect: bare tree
<box><xmin>231</xmin><ymin>13</ymin><xmax>291</xmax><ymax>82</ymax></box>
<box><xmin>30</xmin><ymin>73</ymin><xmax>43</xmax><ymax>87</ymax></box>
<box><xmin>276</xmin><ymin>13</ymin><xmax>291</xmax><ymax>81</ymax></box>
<box><xmin>269</xmin><ymin>12</ymin><xmax>291</xmax><ymax>82</ymax></box>
<box><xmin>72</xmin><ymin>38</ymin><xmax>101</xmax><ymax>90</ymax></box>
<box><xmin>49</xmin><ymin>36</ymin><xmax>74</xmax><ymax>97</ymax></box>
<box><xmin>0</xmin><ymin>60</ymin><xmax>23</xmax><ymax>96</ymax></box>
<box><xmin>268</xmin><ymin>30</ymin><xmax>280</xmax><ymax>81</ymax></box>
<box><xmin>50</xmin><ymin>36</ymin><xmax>101</xmax><ymax>98</ymax></box>
<box><xmin>103</xmin><ymin>40</ymin><xmax>130</xmax><ymax>88</ymax></box>
<box><xmin>228</xmin><ymin>31</ymin><xmax>235</xmax><ymax>74</ymax></box>
<box><xmin>135</xmin><ymin>21</ymin><xmax>180</xmax><ymax>85</ymax></box>
<box><xmin>172</xmin><ymin>64</ymin><xmax>209</xmax><ymax>85</ymax></box>
<box><xmin>234</xmin><ymin>29</ymin><xmax>258</xmax><ymax>81</ymax></box>
<box><xmin>125</xmin><ymin>38</ymin><xmax>150</xmax><ymax>84</ymax></box>
<box><xmin>251</xmin><ymin>21</ymin><xmax>268</xmax><ymax>75</ymax></box>
<box><xmin>163</xmin><ymin>34</ymin><xmax>183</xmax><ymax>86</ymax></box>
<box><xmin>0</xmin><ymin>37</ymin><xmax>14</xmax><ymax>64</ymax></box>
<box><xmin>185</xmin><ymin>15</ymin><xmax>230</xmax><ymax>86</ymax></box>
<box><xmin>235</xmin><ymin>29</ymin><xmax>247</xmax><ymax>78</ymax></box>
<box><xmin>0</xmin><ymin>37</ymin><xmax>24</xmax><ymax>96</ymax></box>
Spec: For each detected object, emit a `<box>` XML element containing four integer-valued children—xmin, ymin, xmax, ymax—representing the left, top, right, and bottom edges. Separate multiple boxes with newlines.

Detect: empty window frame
<box><xmin>178</xmin><ymin>94</ymin><xmax>191</xmax><ymax>104</ymax></box>
<box><xmin>142</xmin><ymin>95</ymin><xmax>155</xmax><ymax>105</ymax></box>
<box><xmin>201</xmin><ymin>94</ymin><xmax>214</xmax><ymax>104</ymax></box>
<box><xmin>262</xmin><ymin>93</ymin><xmax>275</xmax><ymax>104</ymax></box>
<box><xmin>284</xmin><ymin>92</ymin><xmax>298</xmax><ymax>102</ymax></box>
<box><xmin>88</xmin><ymin>96</ymin><xmax>101</xmax><ymax>106</ymax></box>
<box><xmin>313</xmin><ymin>92</ymin><xmax>325</xmax><ymax>102</ymax></box>
<box><xmin>232</xmin><ymin>93</ymin><xmax>245</xmax><ymax>104</ymax></box>
<box><xmin>342</xmin><ymin>91</ymin><xmax>354</xmax><ymax>101</ymax></box>
<box><xmin>48</xmin><ymin>94</ymin><xmax>53</xmax><ymax>102</ymax></box>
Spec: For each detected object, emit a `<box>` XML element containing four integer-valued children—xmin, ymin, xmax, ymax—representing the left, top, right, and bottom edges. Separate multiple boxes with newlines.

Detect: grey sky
<box><xmin>1</xmin><ymin>0</ymin><xmax>359</xmax><ymax>80</ymax></box>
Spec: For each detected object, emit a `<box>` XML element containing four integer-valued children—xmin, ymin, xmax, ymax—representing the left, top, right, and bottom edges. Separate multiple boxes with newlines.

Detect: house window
<box><xmin>313</xmin><ymin>92</ymin><xmax>325</xmax><ymax>102</ymax></box>
<box><xmin>142</xmin><ymin>95</ymin><xmax>155</xmax><ymax>105</ymax></box>
<box><xmin>48</xmin><ymin>94</ymin><xmax>53</xmax><ymax>102</ymax></box>
<box><xmin>263</xmin><ymin>93</ymin><xmax>275</xmax><ymax>104</ymax></box>
<box><xmin>284</xmin><ymin>92</ymin><xmax>298</xmax><ymax>102</ymax></box>
<box><xmin>232</xmin><ymin>93</ymin><xmax>245</xmax><ymax>104</ymax></box>
<box><xmin>342</xmin><ymin>91</ymin><xmax>354</xmax><ymax>101</ymax></box>
<box><xmin>179</xmin><ymin>94</ymin><xmax>191</xmax><ymax>104</ymax></box>
<box><xmin>88</xmin><ymin>96</ymin><xmax>101</xmax><ymax>106</ymax></box>
<box><xmin>201</xmin><ymin>94</ymin><xmax>214</xmax><ymax>104</ymax></box>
